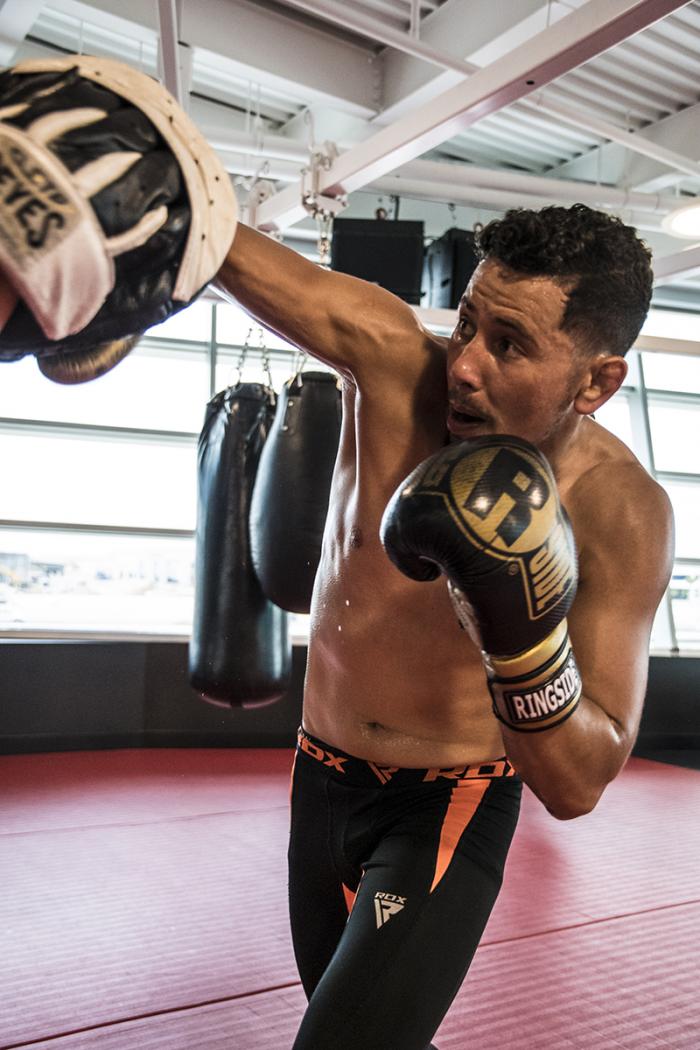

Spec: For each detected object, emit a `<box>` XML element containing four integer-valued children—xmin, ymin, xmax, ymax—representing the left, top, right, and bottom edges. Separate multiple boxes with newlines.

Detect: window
<box><xmin>0</xmin><ymin>301</ymin><xmax>313</xmax><ymax>642</ymax></box>
<box><xmin>662</xmin><ymin>481</ymin><xmax>700</xmax><ymax>563</ymax></box>
<box><xmin>642</xmin><ymin>308</ymin><xmax>700</xmax><ymax>344</ymax></box>
<box><xmin>594</xmin><ymin>391</ymin><xmax>635</xmax><ymax>451</ymax></box>
<box><xmin>215</xmin><ymin>302</ymin><xmax>296</xmax><ymax>352</ymax></box>
<box><xmin>647</xmin><ymin>399</ymin><xmax>700</xmax><ymax>474</ymax></box>
<box><xmin>640</xmin><ymin>339</ymin><xmax>700</xmax><ymax>653</ymax></box>
<box><xmin>149</xmin><ymin>299</ymin><xmax>214</xmax><ymax>344</ymax></box>
<box><xmin>0</xmin><ymin>344</ymin><xmax>210</xmax><ymax>433</ymax></box>
<box><xmin>643</xmin><ymin>349</ymin><xmax>700</xmax><ymax>396</ymax></box>
<box><xmin>1</xmin><ymin>305</ymin><xmax>699</xmax><ymax>652</ymax></box>
<box><xmin>670</xmin><ymin>563</ymin><xmax>700</xmax><ymax>650</ymax></box>
<box><xmin>0</xmin><ymin>528</ymin><xmax>194</xmax><ymax>636</ymax></box>
<box><xmin>0</xmin><ymin>427</ymin><xmax>197</xmax><ymax>530</ymax></box>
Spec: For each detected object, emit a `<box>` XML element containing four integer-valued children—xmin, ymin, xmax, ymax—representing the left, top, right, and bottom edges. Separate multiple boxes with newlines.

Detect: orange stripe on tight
<box><xmin>430</xmin><ymin>779</ymin><xmax>489</xmax><ymax>893</ymax></box>
<box><xmin>342</xmin><ymin>882</ymin><xmax>358</xmax><ymax>915</ymax></box>
<box><xmin>288</xmin><ymin>749</ymin><xmax>298</xmax><ymax>807</ymax></box>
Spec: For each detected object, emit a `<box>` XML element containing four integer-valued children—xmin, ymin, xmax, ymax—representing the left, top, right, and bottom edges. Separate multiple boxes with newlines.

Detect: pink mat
<box><xmin>1</xmin><ymin>751</ymin><xmax>698</xmax><ymax>1049</ymax></box>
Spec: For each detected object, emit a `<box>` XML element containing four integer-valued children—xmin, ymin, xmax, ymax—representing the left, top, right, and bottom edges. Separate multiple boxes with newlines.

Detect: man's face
<box><xmin>446</xmin><ymin>259</ymin><xmax>588</xmax><ymax>448</ymax></box>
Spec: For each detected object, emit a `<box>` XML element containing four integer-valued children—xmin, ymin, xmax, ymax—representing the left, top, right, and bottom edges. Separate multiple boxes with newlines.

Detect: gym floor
<box><xmin>1</xmin><ymin>747</ymin><xmax>698</xmax><ymax>1049</ymax></box>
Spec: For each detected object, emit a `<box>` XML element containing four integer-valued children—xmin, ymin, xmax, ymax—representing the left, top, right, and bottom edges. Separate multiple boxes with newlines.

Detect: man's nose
<box><xmin>448</xmin><ymin>339</ymin><xmax>483</xmax><ymax>388</ymax></box>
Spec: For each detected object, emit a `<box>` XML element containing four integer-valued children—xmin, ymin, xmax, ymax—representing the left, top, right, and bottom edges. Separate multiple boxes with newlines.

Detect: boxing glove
<box><xmin>380</xmin><ymin>435</ymin><xmax>583</xmax><ymax>732</ymax></box>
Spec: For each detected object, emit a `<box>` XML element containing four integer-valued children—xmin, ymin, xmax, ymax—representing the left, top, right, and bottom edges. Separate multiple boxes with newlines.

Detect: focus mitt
<box><xmin>0</xmin><ymin>55</ymin><xmax>237</xmax><ymax>378</ymax></box>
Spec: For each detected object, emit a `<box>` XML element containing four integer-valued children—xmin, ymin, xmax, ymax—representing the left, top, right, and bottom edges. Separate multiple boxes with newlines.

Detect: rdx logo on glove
<box><xmin>463</xmin><ymin>447</ymin><xmax>548</xmax><ymax>546</ymax></box>
<box><xmin>422</xmin><ymin>440</ymin><xmax>576</xmax><ymax>621</ymax></box>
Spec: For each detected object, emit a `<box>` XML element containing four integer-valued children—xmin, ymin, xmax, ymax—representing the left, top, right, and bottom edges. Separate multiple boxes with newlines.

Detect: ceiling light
<box><xmin>662</xmin><ymin>201</ymin><xmax>700</xmax><ymax>239</ymax></box>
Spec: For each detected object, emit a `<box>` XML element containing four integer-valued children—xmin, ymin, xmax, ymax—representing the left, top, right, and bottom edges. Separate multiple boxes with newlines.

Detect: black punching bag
<box><xmin>251</xmin><ymin>370</ymin><xmax>342</xmax><ymax>613</ymax></box>
<box><xmin>189</xmin><ymin>382</ymin><xmax>292</xmax><ymax>708</ymax></box>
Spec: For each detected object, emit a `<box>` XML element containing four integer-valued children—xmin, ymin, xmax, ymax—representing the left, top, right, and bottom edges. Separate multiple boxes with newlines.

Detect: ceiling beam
<box><xmin>46</xmin><ymin>0</ymin><xmax>379</xmax><ymax>115</ymax></box>
<box><xmin>546</xmin><ymin>97</ymin><xmax>700</xmax><ymax>194</ymax></box>
<box><xmin>279</xmin><ymin>0</ymin><xmax>485</xmax><ymax>77</ymax></box>
<box><xmin>169</xmin><ymin>115</ymin><xmax>688</xmax><ymax>224</ymax></box>
<box><xmin>635</xmin><ymin>332</ymin><xmax>700</xmax><ymax>355</ymax></box>
<box><xmin>367</xmin><ymin>176</ymin><xmax>668</xmax><ymax>233</ymax></box>
<box><xmin>181</xmin><ymin>0</ymin><xmax>379</xmax><ymax>117</ymax></box>
<box><xmin>256</xmin><ymin>0</ymin><xmax>692</xmax><ymax>230</ymax></box>
<box><xmin>156</xmin><ymin>0</ymin><xmax>184</xmax><ymax>105</ymax></box>
<box><xmin>200</xmin><ymin>120</ymin><xmax>686</xmax><ymax>215</ymax></box>
<box><xmin>653</xmin><ymin>244</ymin><xmax>700</xmax><ymax>285</ymax></box>
<box><xmin>0</xmin><ymin>0</ymin><xmax>46</xmax><ymax>64</ymax></box>
<box><xmin>625</xmin><ymin>100</ymin><xmax>700</xmax><ymax>191</ymax></box>
<box><xmin>530</xmin><ymin>96</ymin><xmax>700</xmax><ymax>180</ymax></box>
<box><xmin>350</xmin><ymin>0</ymin><xmax>700</xmax><ymax>189</ymax></box>
<box><xmin>378</xmin><ymin>0</ymin><xmax>558</xmax><ymax>122</ymax></box>
<box><xmin>378</xmin><ymin>157</ymin><xmax>685</xmax><ymax>214</ymax></box>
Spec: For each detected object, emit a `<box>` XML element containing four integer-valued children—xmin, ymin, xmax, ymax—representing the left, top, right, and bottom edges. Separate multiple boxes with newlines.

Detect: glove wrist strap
<box><xmin>485</xmin><ymin>621</ymin><xmax>583</xmax><ymax>733</ymax></box>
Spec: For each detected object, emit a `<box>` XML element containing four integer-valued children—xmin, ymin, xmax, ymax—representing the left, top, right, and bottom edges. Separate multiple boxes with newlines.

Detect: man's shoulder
<box><xmin>351</xmin><ymin>322</ymin><xmax>447</xmax><ymax>394</ymax></box>
<box><xmin>573</xmin><ymin>446</ymin><xmax>669</xmax><ymax>523</ymax></box>
<box><xmin>566</xmin><ymin>419</ymin><xmax>654</xmax><ymax>501</ymax></box>
<box><xmin>567</xmin><ymin>434</ymin><xmax>673</xmax><ymax>583</ymax></box>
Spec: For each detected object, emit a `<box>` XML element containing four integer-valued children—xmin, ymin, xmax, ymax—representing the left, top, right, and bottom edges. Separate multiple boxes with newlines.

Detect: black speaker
<box><xmin>423</xmin><ymin>228</ymin><xmax>479</xmax><ymax>309</ymax></box>
<box><xmin>330</xmin><ymin>218</ymin><xmax>425</xmax><ymax>305</ymax></box>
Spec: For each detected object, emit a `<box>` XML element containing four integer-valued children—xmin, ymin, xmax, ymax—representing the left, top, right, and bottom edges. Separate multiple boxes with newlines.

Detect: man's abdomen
<box><xmin>303</xmin><ymin>565</ymin><xmax>504</xmax><ymax>768</ymax></box>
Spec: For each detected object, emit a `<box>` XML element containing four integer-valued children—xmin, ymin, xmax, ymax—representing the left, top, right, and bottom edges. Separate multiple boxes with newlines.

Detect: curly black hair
<box><xmin>475</xmin><ymin>204</ymin><xmax>653</xmax><ymax>357</ymax></box>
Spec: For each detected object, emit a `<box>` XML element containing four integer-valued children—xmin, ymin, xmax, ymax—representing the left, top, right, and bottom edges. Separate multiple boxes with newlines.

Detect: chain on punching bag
<box><xmin>250</xmin><ymin>370</ymin><xmax>342</xmax><ymax>613</ymax></box>
<box><xmin>189</xmin><ymin>381</ymin><xmax>292</xmax><ymax>708</ymax></box>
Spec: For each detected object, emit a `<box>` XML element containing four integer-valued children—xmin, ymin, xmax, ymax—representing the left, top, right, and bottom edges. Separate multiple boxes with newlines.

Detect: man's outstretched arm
<box><xmin>215</xmin><ymin>224</ymin><xmax>432</xmax><ymax>380</ymax></box>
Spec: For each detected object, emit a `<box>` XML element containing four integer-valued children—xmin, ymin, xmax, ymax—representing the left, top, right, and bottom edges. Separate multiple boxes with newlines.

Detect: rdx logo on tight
<box><xmin>299</xmin><ymin>734</ymin><xmax>347</xmax><ymax>773</ymax></box>
<box><xmin>374</xmin><ymin>892</ymin><xmax>407</xmax><ymax>928</ymax></box>
<box><xmin>423</xmin><ymin>758</ymin><xmax>514</xmax><ymax>781</ymax></box>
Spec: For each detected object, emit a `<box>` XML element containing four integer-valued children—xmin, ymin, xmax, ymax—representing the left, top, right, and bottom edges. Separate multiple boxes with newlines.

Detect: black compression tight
<box><xmin>288</xmin><ymin>729</ymin><xmax>521</xmax><ymax>1050</ymax></box>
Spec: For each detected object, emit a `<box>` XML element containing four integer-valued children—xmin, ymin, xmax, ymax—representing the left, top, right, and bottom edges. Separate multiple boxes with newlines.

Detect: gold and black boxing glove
<box><xmin>380</xmin><ymin>435</ymin><xmax>582</xmax><ymax>732</ymax></box>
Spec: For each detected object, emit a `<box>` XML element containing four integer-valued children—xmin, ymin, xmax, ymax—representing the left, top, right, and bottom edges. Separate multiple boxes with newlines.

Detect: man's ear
<box><xmin>574</xmin><ymin>355</ymin><xmax>628</xmax><ymax>416</ymax></box>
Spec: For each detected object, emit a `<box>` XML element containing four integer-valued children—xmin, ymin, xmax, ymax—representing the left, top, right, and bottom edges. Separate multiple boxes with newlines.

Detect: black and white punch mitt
<box><xmin>0</xmin><ymin>55</ymin><xmax>237</xmax><ymax>381</ymax></box>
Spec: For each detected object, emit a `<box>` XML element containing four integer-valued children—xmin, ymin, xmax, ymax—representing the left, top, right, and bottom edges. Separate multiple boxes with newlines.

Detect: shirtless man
<box><xmin>216</xmin><ymin>204</ymin><xmax>674</xmax><ymax>1050</ymax></box>
<box><xmin>0</xmin><ymin>63</ymin><xmax>673</xmax><ymax>1046</ymax></box>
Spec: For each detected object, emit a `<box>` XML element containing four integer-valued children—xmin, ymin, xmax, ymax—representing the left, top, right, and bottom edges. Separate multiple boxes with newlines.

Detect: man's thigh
<box><xmin>292</xmin><ymin>776</ymin><xmax>521</xmax><ymax>1050</ymax></box>
<box><xmin>288</xmin><ymin>752</ymin><xmax>359</xmax><ymax>997</ymax></box>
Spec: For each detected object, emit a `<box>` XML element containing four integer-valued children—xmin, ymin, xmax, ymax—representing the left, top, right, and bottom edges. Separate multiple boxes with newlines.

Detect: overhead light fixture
<box><xmin>662</xmin><ymin>200</ymin><xmax>700</xmax><ymax>239</ymax></box>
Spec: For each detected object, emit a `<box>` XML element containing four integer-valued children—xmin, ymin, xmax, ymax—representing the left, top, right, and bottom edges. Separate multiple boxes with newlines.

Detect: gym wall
<box><xmin>0</xmin><ymin>641</ymin><xmax>696</xmax><ymax>755</ymax></box>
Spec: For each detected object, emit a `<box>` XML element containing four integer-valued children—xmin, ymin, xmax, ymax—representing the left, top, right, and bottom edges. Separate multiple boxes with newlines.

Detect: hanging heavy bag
<box><xmin>189</xmin><ymin>382</ymin><xmax>292</xmax><ymax>708</ymax></box>
<box><xmin>250</xmin><ymin>369</ymin><xmax>342</xmax><ymax>613</ymax></box>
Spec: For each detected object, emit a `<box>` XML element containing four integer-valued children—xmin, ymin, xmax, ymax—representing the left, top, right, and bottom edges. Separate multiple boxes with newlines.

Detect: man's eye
<box><xmin>499</xmin><ymin>338</ymin><xmax>520</xmax><ymax>357</ymax></box>
<box><xmin>454</xmin><ymin>317</ymin><xmax>471</xmax><ymax>337</ymax></box>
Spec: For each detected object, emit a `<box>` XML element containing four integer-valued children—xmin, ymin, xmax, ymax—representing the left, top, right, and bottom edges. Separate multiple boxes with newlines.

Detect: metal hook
<box><xmin>232</xmin><ymin>327</ymin><xmax>255</xmax><ymax>386</ymax></box>
<box><xmin>256</xmin><ymin>327</ymin><xmax>275</xmax><ymax>391</ymax></box>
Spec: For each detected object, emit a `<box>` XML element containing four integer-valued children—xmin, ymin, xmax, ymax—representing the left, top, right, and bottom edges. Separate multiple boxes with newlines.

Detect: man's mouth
<box><xmin>447</xmin><ymin>406</ymin><xmax>489</xmax><ymax>431</ymax></box>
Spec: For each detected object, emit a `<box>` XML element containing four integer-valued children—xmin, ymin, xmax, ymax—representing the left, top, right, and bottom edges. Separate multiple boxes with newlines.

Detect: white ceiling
<box><xmin>3</xmin><ymin>0</ymin><xmax>700</xmax><ymax>308</ymax></box>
